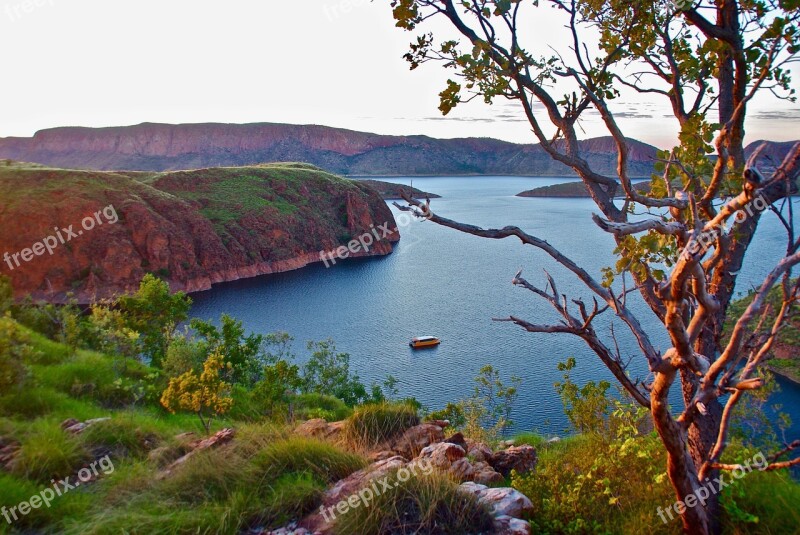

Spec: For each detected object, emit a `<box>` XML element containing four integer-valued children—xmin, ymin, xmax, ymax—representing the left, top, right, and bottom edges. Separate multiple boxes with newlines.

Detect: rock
<box><xmin>493</xmin><ymin>515</ymin><xmax>532</xmax><ymax>535</ymax></box>
<box><xmin>295</xmin><ymin>419</ymin><xmax>330</xmax><ymax>438</ymax></box>
<box><xmin>294</xmin><ymin>419</ymin><xmax>344</xmax><ymax>441</ymax></box>
<box><xmin>467</xmin><ymin>440</ymin><xmax>494</xmax><ymax>463</ymax></box>
<box><xmin>324</xmin><ymin>456</ymin><xmax>406</xmax><ymax>506</ymax></box>
<box><xmin>85</xmin><ymin>417</ymin><xmax>111</xmax><ymax>426</ymax></box>
<box><xmin>158</xmin><ymin>428</ymin><xmax>235</xmax><ymax>479</ymax></box>
<box><xmin>448</xmin><ymin>458</ymin><xmax>476</xmax><ymax>481</ymax></box>
<box><xmin>444</xmin><ymin>431</ymin><xmax>468</xmax><ymax>450</ymax></box>
<box><xmin>416</xmin><ymin>442</ymin><xmax>466</xmax><ymax>470</ymax></box>
<box><xmin>64</xmin><ymin>422</ymin><xmax>87</xmax><ymax>434</ymax></box>
<box><xmin>0</xmin><ymin>440</ymin><xmax>20</xmax><ymax>470</ymax></box>
<box><xmin>427</xmin><ymin>419</ymin><xmax>450</xmax><ymax>429</ymax></box>
<box><xmin>60</xmin><ymin>417</ymin><xmax>110</xmax><ymax>435</ymax></box>
<box><xmin>490</xmin><ymin>445</ymin><xmax>537</xmax><ymax>477</ymax></box>
<box><xmin>460</xmin><ymin>482</ymin><xmax>533</xmax><ymax>518</ymax></box>
<box><xmin>247</xmin><ymin>521</ymin><xmax>322</xmax><ymax>535</ymax></box>
<box><xmin>368</xmin><ymin>450</ymin><xmax>397</xmax><ymax>463</ymax></box>
<box><xmin>391</xmin><ymin>423</ymin><xmax>444</xmax><ymax>459</ymax></box>
<box><xmin>472</xmin><ymin>461</ymin><xmax>504</xmax><ymax>485</ymax></box>
<box><xmin>60</xmin><ymin>418</ymin><xmax>80</xmax><ymax>430</ymax></box>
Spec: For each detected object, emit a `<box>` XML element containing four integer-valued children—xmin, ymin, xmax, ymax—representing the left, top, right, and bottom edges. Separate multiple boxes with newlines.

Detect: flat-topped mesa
<box><xmin>0</xmin><ymin>122</ymin><xmax>662</xmax><ymax>177</ymax></box>
<box><xmin>0</xmin><ymin>162</ymin><xmax>399</xmax><ymax>303</ymax></box>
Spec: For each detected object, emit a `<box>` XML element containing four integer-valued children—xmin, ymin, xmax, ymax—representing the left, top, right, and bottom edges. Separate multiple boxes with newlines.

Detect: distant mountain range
<box><xmin>0</xmin><ymin>122</ymin><xmax>793</xmax><ymax>178</ymax></box>
<box><xmin>0</xmin><ymin>122</ymin><xmax>663</xmax><ymax>177</ymax></box>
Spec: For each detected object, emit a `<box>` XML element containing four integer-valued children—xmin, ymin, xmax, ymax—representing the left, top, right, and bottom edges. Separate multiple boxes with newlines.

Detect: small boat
<box><xmin>409</xmin><ymin>336</ymin><xmax>441</xmax><ymax>349</ymax></box>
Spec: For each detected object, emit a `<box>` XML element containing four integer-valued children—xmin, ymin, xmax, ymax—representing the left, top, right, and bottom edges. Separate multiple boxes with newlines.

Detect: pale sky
<box><xmin>1</xmin><ymin>0</ymin><xmax>798</xmax><ymax>149</ymax></box>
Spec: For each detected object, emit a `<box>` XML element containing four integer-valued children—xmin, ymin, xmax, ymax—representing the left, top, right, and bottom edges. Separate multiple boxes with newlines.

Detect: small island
<box><xmin>516</xmin><ymin>181</ymin><xmax>651</xmax><ymax>198</ymax></box>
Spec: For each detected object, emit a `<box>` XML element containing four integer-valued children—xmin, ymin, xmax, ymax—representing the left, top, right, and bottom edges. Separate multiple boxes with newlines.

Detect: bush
<box><xmin>252</xmin><ymin>437</ymin><xmax>365</xmax><ymax>484</ymax></box>
<box><xmin>0</xmin><ymin>315</ymin><xmax>32</xmax><ymax>395</ymax></box>
<box><xmin>343</xmin><ymin>402</ymin><xmax>420</xmax><ymax>448</ymax></box>
<box><xmin>292</xmin><ymin>392</ymin><xmax>352</xmax><ymax>422</ymax></box>
<box><xmin>301</xmin><ymin>339</ymin><xmax>373</xmax><ymax>406</ymax></box>
<box><xmin>333</xmin><ymin>471</ymin><xmax>495</xmax><ymax>535</ymax></box>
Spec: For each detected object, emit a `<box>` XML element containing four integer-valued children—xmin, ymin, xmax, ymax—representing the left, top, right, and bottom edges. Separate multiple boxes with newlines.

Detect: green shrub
<box><xmin>0</xmin><ymin>315</ymin><xmax>32</xmax><ymax>395</ymax></box>
<box><xmin>10</xmin><ymin>422</ymin><xmax>91</xmax><ymax>483</ymax></box>
<box><xmin>333</xmin><ymin>471</ymin><xmax>495</xmax><ymax>535</ymax></box>
<box><xmin>301</xmin><ymin>339</ymin><xmax>373</xmax><ymax>406</ymax></box>
<box><xmin>293</xmin><ymin>392</ymin><xmax>352</xmax><ymax>422</ymax></box>
<box><xmin>343</xmin><ymin>401</ymin><xmax>420</xmax><ymax>448</ymax></box>
<box><xmin>253</xmin><ymin>437</ymin><xmax>365</xmax><ymax>483</ymax></box>
<box><xmin>512</xmin><ymin>432</ymin><xmax>548</xmax><ymax>448</ymax></box>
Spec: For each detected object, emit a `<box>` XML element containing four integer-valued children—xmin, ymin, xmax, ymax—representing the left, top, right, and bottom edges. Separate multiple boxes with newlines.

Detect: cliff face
<box><xmin>0</xmin><ymin>162</ymin><xmax>399</xmax><ymax>302</ymax></box>
<box><xmin>0</xmin><ymin>122</ymin><xmax>660</xmax><ymax>177</ymax></box>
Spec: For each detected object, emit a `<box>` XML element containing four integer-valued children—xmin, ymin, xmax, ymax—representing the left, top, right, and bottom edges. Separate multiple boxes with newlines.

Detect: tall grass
<box><xmin>343</xmin><ymin>402</ymin><xmax>420</xmax><ymax>449</ymax></box>
<box><xmin>333</xmin><ymin>471</ymin><xmax>495</xmax><ymax>535</ymax></box>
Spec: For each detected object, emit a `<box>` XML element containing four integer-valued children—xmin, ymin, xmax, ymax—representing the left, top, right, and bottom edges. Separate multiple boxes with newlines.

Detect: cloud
<box><xmin>750</xmin><ymin>109</ymin><xmax>800</xmax><ymax>121</ymax></box>
<box><xmin>423</xmin><ymin>116</ymin><xmax>497</xmax><ymax>123</ymax></box>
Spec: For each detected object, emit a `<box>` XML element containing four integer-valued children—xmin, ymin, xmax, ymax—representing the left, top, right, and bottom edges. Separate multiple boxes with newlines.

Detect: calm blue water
<box><xmin>190</xmin><ymin>176</ymin><xmax>800</xmax><ymax>438</ymax></box>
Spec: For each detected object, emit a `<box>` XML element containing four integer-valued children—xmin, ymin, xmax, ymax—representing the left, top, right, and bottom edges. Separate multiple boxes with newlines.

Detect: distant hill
<box><xmin>516</xmin><ymin>181</ymin><xmax>651</xmax><ymax>198</ymax></box>
<box><xmin>0</xmin><ymin>162</ymin><xmax>398</xmax><ymax>302</ymax></box>
<box><xmin>0</xmin><ymin>122</ymin><xmax>659</xmax><ymax>177</ymax></box>
<box><xmin>517</xmin><ymin>140</ymin><xmax>799</xmax><ymax>197</ymax></box>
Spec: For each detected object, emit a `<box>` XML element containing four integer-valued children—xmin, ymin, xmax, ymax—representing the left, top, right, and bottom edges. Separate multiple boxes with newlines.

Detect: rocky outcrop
<box><xmin>489</xmin><ymin>445</ymin><xmax>538</xmax><ymax>477</ymax></box>
<box><xmin>0</xmin><ymin>163</ymin><xmax>399</xmax><ymax>302</ymax></box>
<box><xmin>389</xmin><ymin>422</ymin><xmax>446</xmax><ymax>459</ymax></box>
<box><xmin>0</xmin><ymin>122</ymin><xmax>661</xmax><ymax>177</ymax></box>
<box><xmin>60</xmin><ymin>417</ymin><xmax>111</xmax><ymax>434</ymax></box>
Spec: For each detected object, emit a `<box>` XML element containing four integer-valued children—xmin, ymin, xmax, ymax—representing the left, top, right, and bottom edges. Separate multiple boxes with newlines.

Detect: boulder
<box><xmin>295</xmin><ymin>419</ymin><xmax>330</xmax><ymax>438</ymax></box>
<box><xmin>295</xmin><ymin>419</ymin><xmax>344</xmax><ymax>441</ymax></box>
<box><xmin>416</xmin><ymin>442</ymin><xmax>466</xmax><ymax>470</ymax></box>
<box><xmin>493</xmin><ymin>515</ymin><xmax>532</xmax><ymax>535</ymax></box>
<box><xmin>448</xmin><ymin>458</ymin><xmax>476</xmax><ymax>481</ymax></box>
<box><xmin>467</xmin><ymin>440</ymin><xmax>494</xmax><ymax>463</ymax></box>
<box><xmin>460</xmin><ymin>483</ymin><xmax>534</xmax><ymax>518</ymax></box>
<box><xmin>489</xmin><ymin>445</ymin><xmax>537</xmax><ymax>477</ymax></box>
<box><xmin>324</xmin><ymin>455</ymin><xmax>406</xmax><ymax>506</ymax></box>
<box><xmin>444</xmin><ymin>431</ymin><xmax>468</xmax><ymax>450</ymax></box>
<box><xmin>472</xmin><ymin>461</ymin><xmax>504</xmax><ymax>485</ymax></box>
<box><xmin>368</xmin><ymin>450</ymin><xmax>397</xmax><ymax>462</ymax></box>
<box><xmin>391</xmin><ymin>423</ymin><xmax>444</xmax><ymax>459</ymax></box>
<box><xmin>427</xmin><ymin>419</ymin><xmax>450</xmax><ymax>428</ymax></box>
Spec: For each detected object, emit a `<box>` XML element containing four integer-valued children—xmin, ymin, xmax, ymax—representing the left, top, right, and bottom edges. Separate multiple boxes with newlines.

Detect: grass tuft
<box><xmin>343</xmin><ymin>402</ymin><xmax>420</xmax><ymax>449</ymax></box>
<box><xmin>333</xmin><ymin>471</ymin><xmax>495</xmax><ymax>535</ymax></box>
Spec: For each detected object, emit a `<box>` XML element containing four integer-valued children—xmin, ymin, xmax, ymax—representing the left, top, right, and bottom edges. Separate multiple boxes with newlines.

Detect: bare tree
<box><xmin>387</xmin><ymin>1</ymin><xmax>800</xmax><ymax>533</ymax></box>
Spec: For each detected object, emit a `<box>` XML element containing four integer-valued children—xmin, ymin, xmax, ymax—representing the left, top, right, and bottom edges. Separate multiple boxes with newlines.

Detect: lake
<box><xmin>190</xmin><ymin>176</ymin><xmax>800</xmax><ymax>438</ymax></box>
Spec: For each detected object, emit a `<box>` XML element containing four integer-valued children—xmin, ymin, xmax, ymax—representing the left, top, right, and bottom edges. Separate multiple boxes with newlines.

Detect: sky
<box><xmin>0</xmin><ymin>0</ymin><xmax>798</xmax><ymax>149</ymax></box>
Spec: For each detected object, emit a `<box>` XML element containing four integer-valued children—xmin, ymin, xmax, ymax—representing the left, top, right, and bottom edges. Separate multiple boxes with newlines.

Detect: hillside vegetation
<box><xmin>0</xmin><ymin>275</ymin><xmax>798</xmax><ymax>534</ymax></box>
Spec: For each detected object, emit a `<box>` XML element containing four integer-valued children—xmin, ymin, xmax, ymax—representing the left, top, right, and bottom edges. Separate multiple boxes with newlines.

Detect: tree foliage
<box><xmin>117</xmin><ymin>274</ymin><xmax>191</xmax><ymax>368</ymax></box>
<box><xmin>160</xmin><ymin>350</ymin><xmax>233</xmax><ymax>434</ymax></box>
